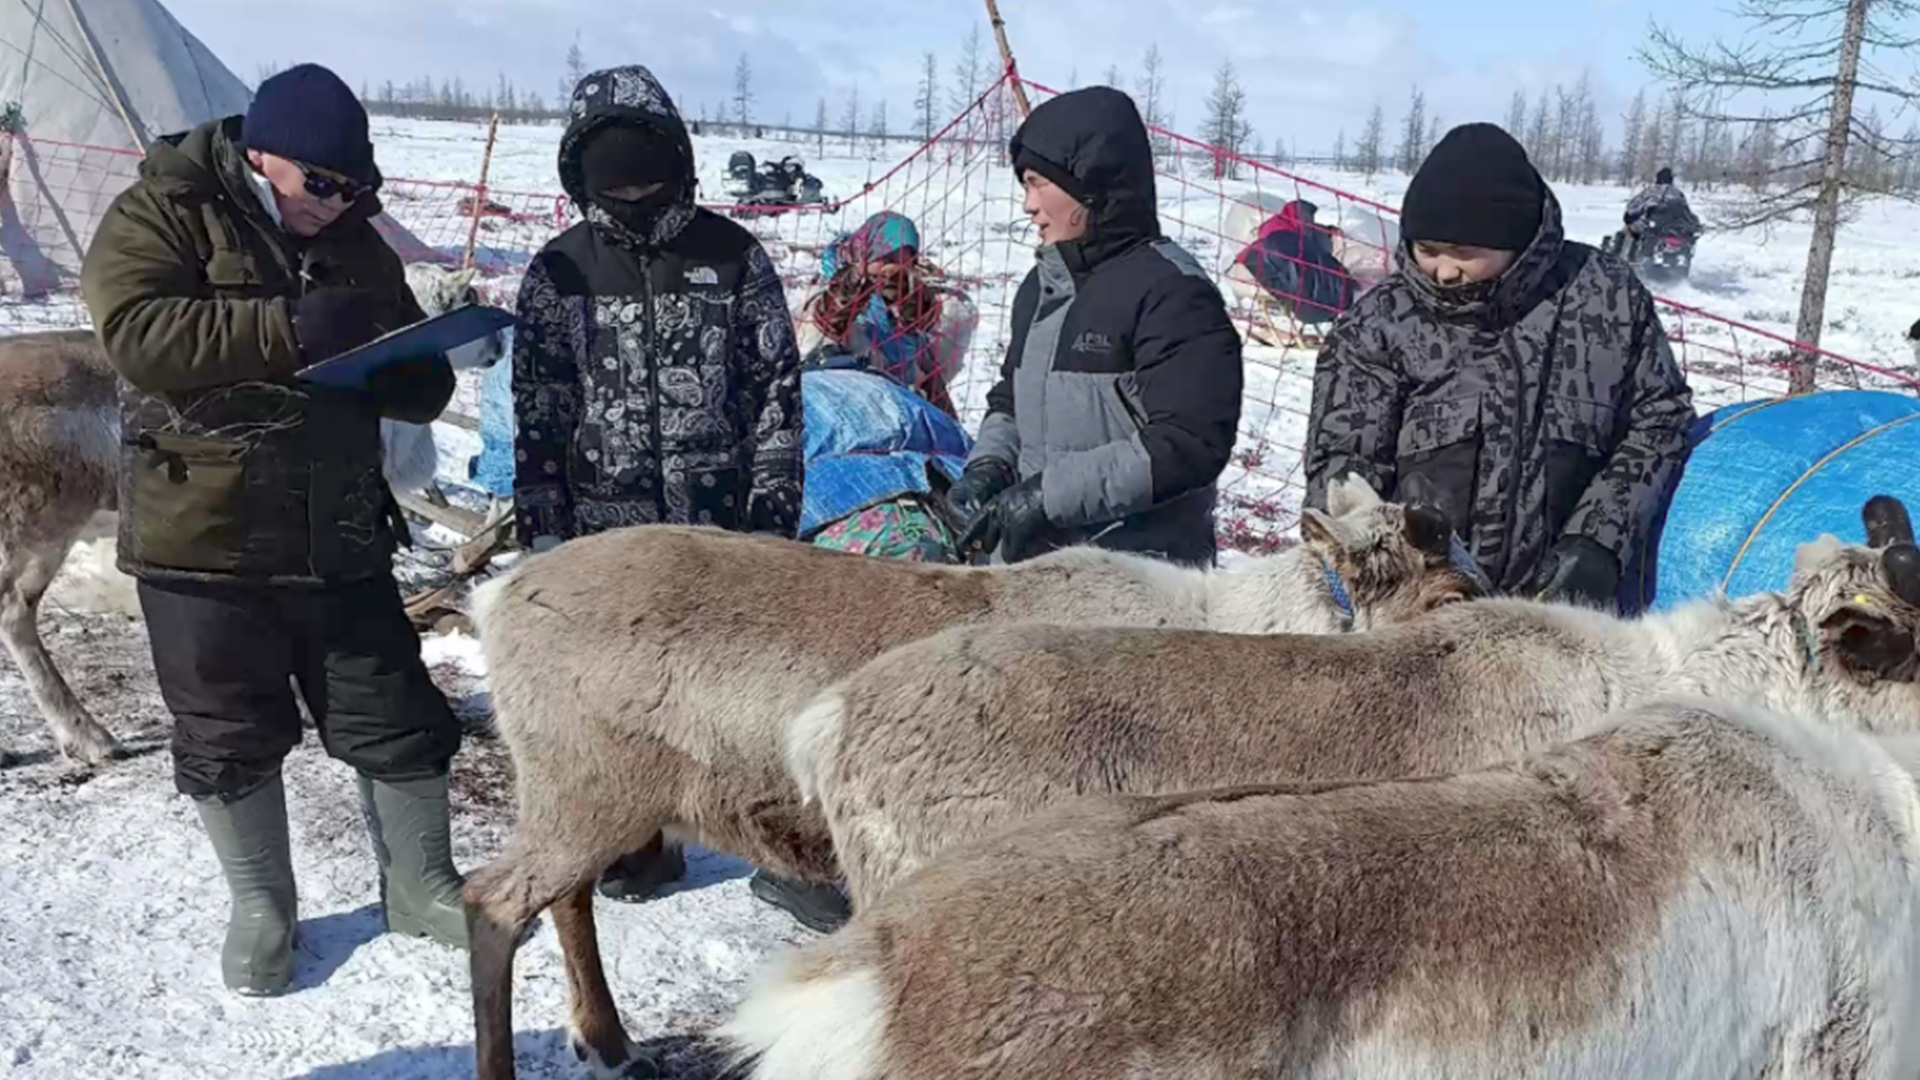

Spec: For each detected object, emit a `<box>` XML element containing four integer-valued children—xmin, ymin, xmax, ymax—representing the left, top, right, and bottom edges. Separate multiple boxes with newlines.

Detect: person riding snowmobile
<box><xmin>1622</xmin><ymin>167</ymin><xmax>1701</xmax><ymax>260</ymax></box>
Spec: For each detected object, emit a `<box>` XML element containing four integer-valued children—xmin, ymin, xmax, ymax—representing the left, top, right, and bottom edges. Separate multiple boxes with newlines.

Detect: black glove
<box><xmin>294</xmin><ymin>287</ymin><xmax>401</xmax><ymax>363</ymax></box>
<box><xmin>747</xmin><ymin>490</ymin><xmax>797</xmax><ymax>538</ymax></box>
<box><xmin>1526</xmin><ymin>535</ymin><xmax>1621</xmax><ymax>611</ymax></box>
<box><xmin>946</xmin><ymin>458</ymin><xmax>1018</xmax><ymax>522</ymax></box>
<box><xmin>957</xmin><ymin>472</ymin><xmax>1061</xmax><ymax>564</ymax></box>
<box><xmin>364</xmin><ymin>354</ymin><xmax>454</xmax><ymax>422</ymax></box>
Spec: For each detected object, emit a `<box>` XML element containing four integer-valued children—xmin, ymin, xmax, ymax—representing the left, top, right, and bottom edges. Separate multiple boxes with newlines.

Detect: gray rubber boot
<box><xmin>356</xmin><ymin>772</ymin><xmax>469</xmax><ymax>949</ymax></box>
<box><xmin>194</xmin><ymin>775</ymin><xmax>298</xmax><ymax>996</ymax></box>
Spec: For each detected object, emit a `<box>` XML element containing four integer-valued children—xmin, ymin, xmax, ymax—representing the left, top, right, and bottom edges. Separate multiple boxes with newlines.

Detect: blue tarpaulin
<box><xmin>469</xmin><ymin>353</ymin><xmax>515</xmax><ymax>497</ymax></box>
<box><xmin>1654</xmin><ymin>389</ymin><xmax>1920</xmax><ymax>608</ymax></box>
<box><xmin>798</xmin><ymin>367</ymin><xmax>971</xmax><ymax>537</ymax></box>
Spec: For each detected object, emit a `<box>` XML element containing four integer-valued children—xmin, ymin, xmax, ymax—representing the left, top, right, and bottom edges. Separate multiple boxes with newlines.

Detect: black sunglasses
<box><xmin>297</xmin><ymin>164</ymin><xmax>371</xmax><ymax>203</ymax></box>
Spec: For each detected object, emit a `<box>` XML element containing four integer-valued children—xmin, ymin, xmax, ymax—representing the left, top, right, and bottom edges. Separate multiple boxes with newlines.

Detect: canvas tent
<box><xmin>0</xmin><ymin>0</ymin><xmax>434</xmax><ymax>299</ymax></box>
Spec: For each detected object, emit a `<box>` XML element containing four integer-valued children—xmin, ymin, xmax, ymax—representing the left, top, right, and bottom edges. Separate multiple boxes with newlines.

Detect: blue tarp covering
<box><xmin>798</xmin><ymin>367</ymin><xmax>971</xmax><ymax>537</ymax></box>
<box><xmin>469</xmin><ymin>353</ymin><xmax>515</xmax><ymax>497</ymax></box>
<box><xmin>1654</xmin><ymin>389</ymin><xmax>1920</xmax><ymax>608</ymax></box>
<box><xmin>465</xmin><ymin>357</ymin><xmax>971</xmax><ymax>535</ymax></box>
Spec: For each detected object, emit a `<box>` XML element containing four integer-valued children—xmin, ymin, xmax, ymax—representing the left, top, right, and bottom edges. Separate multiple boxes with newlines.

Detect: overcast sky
<box><xmin>165</xmin><ymin>0</ymin><xmax>1815</xmax><ymax>156</ymax></box>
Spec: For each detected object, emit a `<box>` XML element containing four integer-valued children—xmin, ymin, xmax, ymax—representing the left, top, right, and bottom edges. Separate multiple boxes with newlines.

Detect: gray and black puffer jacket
<box><xmin>1303</xmin><ymin>185</ymin><xmax>1696</xmax><ymax>614</ymax></box>
<box><xmin>972</xmin><ymin>86</ymin><xmax>1244</xmax><ymax>567</ymax></box>
<box><xmin>512</xmin><ymin>66</ymin><xmax>803</xmax><ymax>542</ymax></box>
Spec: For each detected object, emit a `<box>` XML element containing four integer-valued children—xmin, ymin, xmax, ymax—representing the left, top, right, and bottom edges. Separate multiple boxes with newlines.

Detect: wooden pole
<box><xmin>461</xmin><ymin>113</ymin><xmax>501</xmax><ymax>271</ymax></box>
<box><xmin>982</xmin><ymin>0</ymin><xmax>1032</xmax><ymax>118</ymax></box>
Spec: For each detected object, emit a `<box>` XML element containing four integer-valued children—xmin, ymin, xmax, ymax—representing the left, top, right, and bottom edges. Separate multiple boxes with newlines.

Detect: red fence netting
<box><xmin>3</xmin><ymin>71</ymin><xmax>1912</xmax><ymax>551</ymax></box>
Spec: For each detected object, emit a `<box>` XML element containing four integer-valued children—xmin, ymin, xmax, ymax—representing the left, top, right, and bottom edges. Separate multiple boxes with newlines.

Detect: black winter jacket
<box><xmin>972</xmin><ymin>86</ymin><xmax>1243</xmax><ymax>567</ymax></box>
<box><xmin>1304</xmin><ymin>185</ymin><xmax>1695</xmax><ymax>613</ymax></box>
<box><xmin>512</xmin><ymin>66</ymin><xmax>804</xmax><ymax>542</ymax></box>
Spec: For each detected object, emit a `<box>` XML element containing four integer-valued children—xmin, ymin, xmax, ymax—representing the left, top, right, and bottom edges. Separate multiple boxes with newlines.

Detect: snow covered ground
<box><xmin>5</xmin><ymin>115</ymin><xmax>1920</xmax><ymax>1079</ymax></box>
<box><xmin>0</xmin><ymin>612</ymin><xmax>797</xmax><ymax>1079</ymax></box>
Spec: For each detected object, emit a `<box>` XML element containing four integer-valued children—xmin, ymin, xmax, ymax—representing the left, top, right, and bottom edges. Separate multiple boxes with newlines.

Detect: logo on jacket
<box><xmin>686</xmin><ymin>266</ymin><xmax>720</xmax><ymax>286</ymax></box>
<box><xmin>1071</xmin><ymin>331</ymin><xmax>1114</xmax><ymax>355</ymax></box>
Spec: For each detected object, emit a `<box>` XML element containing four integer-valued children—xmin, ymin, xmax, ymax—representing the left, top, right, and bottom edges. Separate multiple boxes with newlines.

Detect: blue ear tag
<box><xmin>1321</xmin><ymin>560</ymin><xmax>1355</xmax><ymax>621</ymax></box>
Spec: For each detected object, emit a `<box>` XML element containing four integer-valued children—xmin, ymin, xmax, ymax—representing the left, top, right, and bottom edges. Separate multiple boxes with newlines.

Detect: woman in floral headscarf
<box><xmin>801</xmin><ymin>211</ymin><xmax>963</xmax><ymax>417</ymax></box>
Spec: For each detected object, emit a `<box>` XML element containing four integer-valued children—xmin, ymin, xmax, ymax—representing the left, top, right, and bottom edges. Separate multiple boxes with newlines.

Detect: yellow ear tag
<box><xmin>1854</xmin><ymin>594</ymin><xmax>1876</xmax><ymax>608</ymax></box>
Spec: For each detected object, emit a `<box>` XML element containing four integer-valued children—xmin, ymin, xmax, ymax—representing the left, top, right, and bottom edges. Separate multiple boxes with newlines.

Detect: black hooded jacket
<box><xmin>971</xmin><ymin>87</ymin><xmax>1244</xmax><ymax>567</ymax></box>
<box><xmin>511</xmin><ymin>66</ymin><xmax>804</xmax><ymax>542</ymax></box>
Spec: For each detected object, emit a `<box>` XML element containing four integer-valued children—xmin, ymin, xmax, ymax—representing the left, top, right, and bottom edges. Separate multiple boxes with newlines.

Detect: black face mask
<box><xmin>590</xmin><ymin>188</ymin><xmax>674</xmax><ymax>235</ymax></box>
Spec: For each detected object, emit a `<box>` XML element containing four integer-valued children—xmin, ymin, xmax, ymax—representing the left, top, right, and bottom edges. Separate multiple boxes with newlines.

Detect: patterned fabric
<box><xmin>811</xmin><ymin>496</ymin><xmax>956</xmax><ymax>562</ymax></box>
<box><xmin>1302</xmin><ymin>185</ymin><xmax>1696</xmax><ymax>613</ymax></box>
<box><xmin>512</xmin><ymin>66</ymin><xmax>804</xmax><ymax>543</ymax></box>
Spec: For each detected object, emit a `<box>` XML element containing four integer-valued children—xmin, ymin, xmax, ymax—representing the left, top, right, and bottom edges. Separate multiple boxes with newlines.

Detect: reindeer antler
<box><xmin>1863</xmin><ymin>495</ymin><xmax>1914</xmax><ymax>549</ymax></box>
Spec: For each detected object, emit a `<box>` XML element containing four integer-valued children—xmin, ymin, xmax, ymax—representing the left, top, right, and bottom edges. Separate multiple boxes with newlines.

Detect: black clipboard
<box><xmin>295</xmin><ymin>304</ymin><xmax>514</xmax><ymax>389</ymax></box>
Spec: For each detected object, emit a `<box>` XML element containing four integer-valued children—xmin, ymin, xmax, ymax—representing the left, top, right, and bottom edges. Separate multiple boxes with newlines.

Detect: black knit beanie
<box><xmin>1400</xmin><ymin>123</ymin><xmax>1543</xmax><ymax>251</ymax></box>
<box><xmin>579</xmin><ymin>123</ymin><xmax>682</xmax><ymax>197</ymax></box>
<box><xmin>242</xmin><ymin>64</ymin><xmax>378</xmax><ymax>187</ymax></box>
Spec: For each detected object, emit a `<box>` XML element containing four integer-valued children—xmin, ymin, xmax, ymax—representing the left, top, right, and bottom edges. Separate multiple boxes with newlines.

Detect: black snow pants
<box><xmin>138</xmin><ymin>575</ymin><xmax>461</xmax><ymax>800</ymax></box>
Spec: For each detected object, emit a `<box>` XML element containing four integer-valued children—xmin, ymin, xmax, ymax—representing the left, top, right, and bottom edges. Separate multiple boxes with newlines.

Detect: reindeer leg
<box><xmin>0</xmin><ymin>543</ymin><xmax>119</xmax><ymax>767</ymax></box>
<box><xmin>554</xmin><ymin>884</ymin><xmax>648</xmax><ymax>1078</ymax></box>
<box><xmin>466</xmin><ymin>838</ymin><xmax>610</xmax><ymax>1080</ymax></box>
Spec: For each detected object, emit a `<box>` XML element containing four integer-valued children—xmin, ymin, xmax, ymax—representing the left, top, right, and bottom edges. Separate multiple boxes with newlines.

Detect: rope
<box><xmin>1707</xmin><ymin>396</ymin><xmax>1791</xmax><ymax>435</ymax></box>
<box><xmin>1720</xmin><ymin>413</ymin><xmax>1920</xmax><ymax>589</ymax></box>
<box><xmin>61</xmin><ymin>0</ymin><xmax>142</xmax><ymax>149</ymax></box>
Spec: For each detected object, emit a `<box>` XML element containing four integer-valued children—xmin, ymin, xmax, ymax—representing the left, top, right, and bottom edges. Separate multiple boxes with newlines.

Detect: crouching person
<box><xmin>509</xmin><ymin>68</ymin><xmax>823</xmax><ymax>924</ymax></box>
<box><xmin>80</xmin><ymin>64</ymin><xmax>466</xmax><ymax>996</ymax></box>
<box><xmin>1304</xmin><ymin>123</ymin><xmax>1695</xmax><ymax>614</ymax></box>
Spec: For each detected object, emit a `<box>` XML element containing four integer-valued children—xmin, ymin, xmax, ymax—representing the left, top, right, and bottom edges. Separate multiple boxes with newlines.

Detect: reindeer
<box><xmin>722</xmin><ymin>697</ymin><xmax>1920</xmax><ymax>1080</ymax></box>
<box><xmin>459</xmin><ymin>478</ymin><xmax>1482</xmax><ymax>1080</ymax></box>
<box><xmin>0</xmin><ymin>264</ymin><xmax>503</xmax><ymax>768</ymax></box>
<box><xmin>788</xmin><ymin>497</ymin><xmax>1920</xmax><ymax>915</ymax></box>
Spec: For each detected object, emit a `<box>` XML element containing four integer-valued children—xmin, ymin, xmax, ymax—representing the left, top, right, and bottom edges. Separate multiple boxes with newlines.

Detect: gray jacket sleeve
<box><xmin>1040</xmin><ymin>271</ymin><xmax>1243</xmax><ymax>528</ymax></box>
<box><xmin>1303</xmin><ymin>308</ymin><xmax>1407</xmax><ymax>511</ymax></box>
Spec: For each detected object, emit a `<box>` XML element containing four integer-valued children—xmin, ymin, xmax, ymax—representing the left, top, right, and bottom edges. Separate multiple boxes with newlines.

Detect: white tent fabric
<box><xmin>0</xmin><ymin>0</ymin><xmax>249</xmax><ymax>294</ymax></box>
<box><xmin>0</xmin><ymin>0</ymin><xmax>435</xmax><ymax>298</ymax></box>
<box><xmin>2</xmin><ymin>0</ymin><xmax>251</xmax><ymax>149</ymax></box>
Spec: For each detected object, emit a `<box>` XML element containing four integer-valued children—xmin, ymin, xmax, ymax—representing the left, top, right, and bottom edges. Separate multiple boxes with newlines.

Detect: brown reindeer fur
<box><xmin>724</xmin><ymin>699</ymin><xmax>1920</xmax><ymax>1080</ymax></box>
<box><xmin>462</xmin><ymin>501</ymin><xmax>1476</xmax><ymax>1080</ymax></box>
<box><xmin>795</xmin><ymin>532</ymin><xmax>1920</xmax><ymax>909</ymax></box>
<box><xmin>0</xmin><ymin>330</ymin><xmax>121</xmax><ymax>766</ymax></box>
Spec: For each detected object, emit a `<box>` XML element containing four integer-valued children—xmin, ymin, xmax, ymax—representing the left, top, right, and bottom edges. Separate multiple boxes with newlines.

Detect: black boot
<box><xmin>748</xmin><ymin>870</ymin><xmax>851</xmax><ymax>933</ymax></box>
<box><xmin>597</xmin><ymin>833</ymin><xmax>687</xmax><ymax>903</ymax></box>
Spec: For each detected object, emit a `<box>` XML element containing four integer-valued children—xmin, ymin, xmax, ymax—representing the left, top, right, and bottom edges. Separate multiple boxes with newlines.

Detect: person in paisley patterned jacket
<box><xmin>1304</xmin><ymin>123</ymin><xmax>1695</xmax><ymax>615</ymax></box>
<box><xmin>510</xmin><ymin>65</ymin><xmax>824</xmax><ymax>925</ymax></box>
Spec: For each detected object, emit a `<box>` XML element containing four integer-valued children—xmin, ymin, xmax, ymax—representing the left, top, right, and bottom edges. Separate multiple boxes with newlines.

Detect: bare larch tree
<box><xmin>1642</xmin><ymin>0</ymin><xmax>1920</xmax><ymax>391</ymax></box>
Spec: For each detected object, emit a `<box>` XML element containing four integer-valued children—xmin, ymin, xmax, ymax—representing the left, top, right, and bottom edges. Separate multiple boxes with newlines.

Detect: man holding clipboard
<box><xmin>81</xmin><ymin>64</ymin><xmax>473</xmax><ymax>997</ymax></box>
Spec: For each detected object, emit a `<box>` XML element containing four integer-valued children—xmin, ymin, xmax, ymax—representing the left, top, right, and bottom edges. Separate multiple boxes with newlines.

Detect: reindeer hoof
<box><xmin>568</xmin><ymin>1029</ymin><xmax>655</xmax><ymax>1079</ymax></box>
<box><xmin>58</xmin><ymin>722</ymin><xmax>120</xmax><ymax>769</ymax></box>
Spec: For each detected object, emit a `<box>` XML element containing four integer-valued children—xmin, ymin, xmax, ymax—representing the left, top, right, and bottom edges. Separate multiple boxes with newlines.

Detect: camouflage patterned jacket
<box><xmin>1303</xmin><ymin>186</ymin><xmax>1695</xmax><ymax>613</ymax></box>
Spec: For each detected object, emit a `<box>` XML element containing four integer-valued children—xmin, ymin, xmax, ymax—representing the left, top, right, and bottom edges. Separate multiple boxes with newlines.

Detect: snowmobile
<box><xmin>732</xmin><ymin>155</ymin><xmax>830</xmax><ymax>219</ymax></box>
<box><xmin>1602</xmin><ymin>223</ymin><xmax>1699</xmax><ymax>285</ymax></box>
<box><xmin>725</xmin><ymin>150</ymin><xmax>758</xmax><ymax>198</ymax></box>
